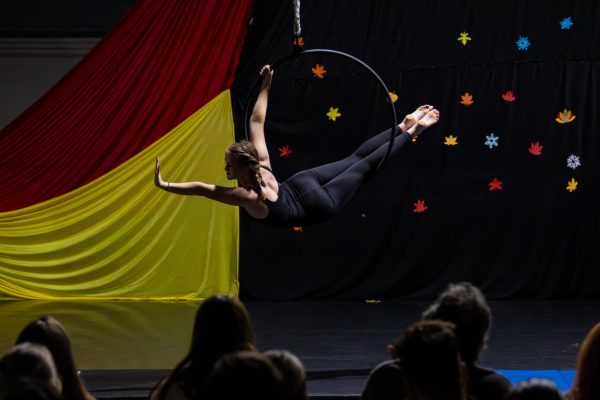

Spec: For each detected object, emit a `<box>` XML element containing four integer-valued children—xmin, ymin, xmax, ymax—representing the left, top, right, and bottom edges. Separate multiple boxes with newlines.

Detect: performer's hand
<box><xmin>154</xmin><ymin>157</ymin><xmax>165</xmax><ymax>189</ymax></box>
<box><xmin>259</xmin><ymin>64</ymin><xmax>273</xmax><ymax>85</ymax></box>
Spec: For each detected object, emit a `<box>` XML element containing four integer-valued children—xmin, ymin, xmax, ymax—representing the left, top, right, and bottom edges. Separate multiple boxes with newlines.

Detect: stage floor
<box><xmin>1</xmin><ymin>299</ymin><xmax>598</xmax><ymax>399</ymax></box>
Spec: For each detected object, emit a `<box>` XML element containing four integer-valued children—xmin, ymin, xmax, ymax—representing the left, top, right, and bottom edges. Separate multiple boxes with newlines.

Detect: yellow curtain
<box><xmin>0</xmin><ymin>300</ymin><xmax>199</xmax><ymax>368</ymax></box>
<box><xmin>0</xmin><ymin>91</ymin><xmax>238</xmax><ymax>300</ymax></box>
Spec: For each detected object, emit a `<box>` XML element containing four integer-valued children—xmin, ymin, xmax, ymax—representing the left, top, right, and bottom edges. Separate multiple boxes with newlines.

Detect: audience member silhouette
<box><xmin>16</xmin><ymin>316</ymin><xmax>94</xmax><ymax>400</ymax></box>
<box><xmin>395</xmin><ymin>320</ymin><xmax>466</xmax><ymax>400</ymax></box>
<box><xmin>507</xmin><ymin>378</ymin><xmax>565</xmax><ymax>400</ymax></box>
<box><xmin>205</xmin><ymin>351</ymin><xmax>283</xmax><ymax>400</ymax></box>
<box><xmin>421</xmin><ymin>282</ymin><xmax>511</xmax><ymax>400</ymax></box>
<box><xmin>264</xmin><ymin>349</ymin><xmax>307</xmax><ymax>400</ymax></box>
<box><xmin>361</xmin><ymin>342</ymin><xmax>405</xmax><ymax>400</ymax></box>
<box><xmin>149</xmin><ymin>295</ymin><xmax>256</xmax><ymax>400</ymax></box>
<box><xmin>362</xmin><ymin>282</ymin><xmax>510</xmax><ymax>400</ymax></box>
<box><xmin>0</xmin><ymin>377</ymin><xmax>63</xmax><ymax>400</ymax></box>
<box><xmin>0</xmin><ymin>342</ymin><xmax>63</xmax><ymax>400</ymax></box>
<box><xmin>565</xmin><ymin>322</ymin><xmax>600</xmax><ymax>400</ymax></box>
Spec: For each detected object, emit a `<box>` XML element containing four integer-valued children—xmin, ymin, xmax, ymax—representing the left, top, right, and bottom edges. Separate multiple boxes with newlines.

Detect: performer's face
<box><xmin>224</xmin><ymin>152</ymin><xmax>242</xmax><ymax>180</ymax></box>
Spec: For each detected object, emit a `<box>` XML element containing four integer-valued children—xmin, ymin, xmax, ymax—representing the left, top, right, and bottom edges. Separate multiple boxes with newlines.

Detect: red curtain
<box><xmin>0</xmin><ymin>0</ymin><xmax>252</xmax><ymax>212</ymax></box>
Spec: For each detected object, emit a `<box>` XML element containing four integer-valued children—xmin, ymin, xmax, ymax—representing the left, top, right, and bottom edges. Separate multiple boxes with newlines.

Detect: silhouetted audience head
<box><xmin>188</xmin><ymin>294</ymin><xmax>255</xmax><ymax>371</ymax></box>
<box><xmin>16</xmin><ymin>316</ymin><xmax>94</xmax><ymax>400</ymax></box>
<box><xmin>151</xmin><ymin>294</ymin><xmax>256</xmax><ymax>400</ymax></box>
<box><xmin>567</xmin><ymin>322</ymin><xmax>600</xmax><ymax>400</ymax></box>
<box><xmin>206</xmin><ymin>351</ymin><xmax>283</xmax><ymax>400</ymax></box>
<box><xmin>508</xmin><ymin>378</ymin><xmax>564</xmax><ymax>400</ymax></box>
<box><xmin>0</xmin><ymin>342</ymin><xmax>63</xmax><ymax>400</ymax></box>
<box><xmin>422</xmin><ymin>282</ymin><xmax>491</xmax><ymax>364</ymax></box>
<box><xmin>394</xmin><ymin>320</ymin><xmax>465</xmax><ymax>400</ymax></box>
<box><xmin>264</xmin><ymin>349</ymin><xmax>307</xmax><ymax>400</ymax></box>
<box><xmin>0</xmin><ymin>378</ymin><xmax>63</xmax><ymax>400</ymax></box>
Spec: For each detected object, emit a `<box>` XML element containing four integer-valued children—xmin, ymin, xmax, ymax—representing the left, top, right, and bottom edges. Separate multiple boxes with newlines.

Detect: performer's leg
<box><xmin>309</xmin><ymin>105</ymin><xmax>432</xmax><ymax>184</ymax></box>
<box><xmin>307</xmin><ymin>126</ymin><xmax>401</xmax><ymax>184</ymax></box>
<box><xmin>298</xmin><ymin>109</ymin><xmax>439</xmax><ymax>216</ymax></box>
<box><xmin>320</xmin><ymin>133</ymin><xmax>411</xmax><ymax>213</ymax></box>
<box><xmin>282</xmin><ymin>131</ymin><xmax>411</xmax><ymax>222</ymax></box>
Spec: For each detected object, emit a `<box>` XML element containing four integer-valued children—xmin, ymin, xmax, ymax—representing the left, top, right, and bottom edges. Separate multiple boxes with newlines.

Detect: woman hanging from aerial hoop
<box><xmin>154</xmin><ymin>65</ymin><xmax>439</xmax><ymax>227</ymax></box>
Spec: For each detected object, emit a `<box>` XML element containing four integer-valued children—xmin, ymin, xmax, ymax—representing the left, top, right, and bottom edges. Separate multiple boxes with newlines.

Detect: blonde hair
<box><xmin>226</xmin><ymin>141</ymin><xmax>266</xmax><ymax>199</ymax></box>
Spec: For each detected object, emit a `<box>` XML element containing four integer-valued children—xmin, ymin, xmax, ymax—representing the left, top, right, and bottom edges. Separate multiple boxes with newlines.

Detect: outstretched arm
<box><xmin>154</xmin><ymin>157</ymin><xmax>258</xmax><ymax>207</ymax></box>
<box><xmin>249</xmin><ymin>65</ymin><xmax>273</xmax><ymax>169</ymax></box>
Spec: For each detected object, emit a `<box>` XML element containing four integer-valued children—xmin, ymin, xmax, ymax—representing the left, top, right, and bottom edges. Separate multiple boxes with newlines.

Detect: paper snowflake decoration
<box><xmin>516</xmin><ymin>36</ymin><xmax>530</xmax><ymax>51</ymax></box>
<box><xmin>567</xmin><ymin>154</ymin><xmax>581</xmax><ymax>169</ymax></box>
<box><xmin>560</xmin><ymin>17</ymin><xmax>573</xmax><ymax>30</ymax></box>
<box><xmin>485</xmin><ymin>133</ymin><xmax>499</xmax><ymax>149</ymax></box>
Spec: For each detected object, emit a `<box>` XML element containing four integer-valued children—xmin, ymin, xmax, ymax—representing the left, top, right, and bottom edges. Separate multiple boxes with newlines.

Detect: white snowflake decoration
<box><xmin>567</xmin><ymin>154</ymin><xmax>581</xmax><ymax>169</ymax></box>
<box><xmin>560</xmin><ymin>17</ymin><xmax>573</xmax><ymax>30</ymax></box>
<box><xmin>516</xmin><ymin>36</ymin><xmax>530</xmax><ymax>51</ymax></box>
<box><xmin>485</xmin><ymin>133</ymin><xmax>499</xmax><ymax>149</ymax></box>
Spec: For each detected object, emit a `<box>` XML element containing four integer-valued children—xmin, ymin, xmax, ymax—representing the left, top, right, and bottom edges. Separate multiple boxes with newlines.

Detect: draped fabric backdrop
<box><xmin>1</xmin><ymin>92</ymin><xmax>239</xmax><ymax>299</ymax></box>
<box><xmin>2</xmin><ymin>0</ymin><xmax>599</xmax><ymax>300</ymax></box>
<box><xmin>0</xmin><ymin>0</ymin><xmax>253</xmax><ymax>299</ymax></box>
<box><xmin>231</xmin><ymin>0</ymin><xmax>600</xmax><ymax>299</ymax></box>
<box><xmin>0</xmin><ymin>0</ymin><xmax>251</xmax><ymax>212</ymax></box>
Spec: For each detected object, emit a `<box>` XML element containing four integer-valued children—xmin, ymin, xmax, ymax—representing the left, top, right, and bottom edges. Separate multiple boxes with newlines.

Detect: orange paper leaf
<box><xmin>311</xmin><ymin>64</ymin><xmax>327</xmax><ymax>78</ymax></box>
<box><xmin>460</xmin><ymin>92</ymin><xmax>474</xmax><ymax>106</ymax></box>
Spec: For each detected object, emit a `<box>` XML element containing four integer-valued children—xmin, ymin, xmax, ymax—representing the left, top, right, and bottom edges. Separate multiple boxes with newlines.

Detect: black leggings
<box><xmin>283</xmin><ymin>127</ymin><xmax>410</xmax><ymax>221</ymax></box>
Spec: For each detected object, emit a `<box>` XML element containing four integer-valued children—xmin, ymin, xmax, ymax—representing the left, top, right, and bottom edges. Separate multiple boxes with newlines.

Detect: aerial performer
<box><xmin>154</xmin><ymin>65</ymin><xmax>439</xmax><ymax>227</ymax></box>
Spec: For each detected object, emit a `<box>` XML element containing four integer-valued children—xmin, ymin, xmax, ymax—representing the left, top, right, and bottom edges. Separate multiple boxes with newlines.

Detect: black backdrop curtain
<box><xmin>231</xmin><ymin>0</ymin><xmax>600</xmax><ymax>300</ymax></box>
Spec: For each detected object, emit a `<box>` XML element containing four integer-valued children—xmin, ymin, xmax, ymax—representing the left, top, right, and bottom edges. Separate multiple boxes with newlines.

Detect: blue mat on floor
<box><xmin>499</xmin><ymin>370</ymin><xmax>576</xmax><ymax>391</ymax></box>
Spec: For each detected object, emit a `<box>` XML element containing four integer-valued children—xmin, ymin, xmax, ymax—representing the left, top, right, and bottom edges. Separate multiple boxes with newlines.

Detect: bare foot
<box><xmin>406</xmin><ymin>108</ymin><xmax>439</xmax><ymax>138</ymax></box>
<box><xmin>399</xmin><ymin>105</ymin><xmax>433</xmax><ymax>132</ymax></box>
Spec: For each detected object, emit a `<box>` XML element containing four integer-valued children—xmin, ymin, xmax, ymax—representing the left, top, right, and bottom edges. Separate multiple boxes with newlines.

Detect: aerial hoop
<box><xmin>244</xmin><ymin>0</ymin><xmax>398</xmax><ymax>171</ymax></box>
<box><xmin>243</xmin><ymin>49</ymin><xmax>398</xmax><ymax>171</ymax></box>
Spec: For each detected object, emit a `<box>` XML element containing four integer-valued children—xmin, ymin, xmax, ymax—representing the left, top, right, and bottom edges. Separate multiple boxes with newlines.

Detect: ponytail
<box><xmin>226</xmin><ymin>141</ymin><xmax>267</xmax><ymax>198</ymax></box>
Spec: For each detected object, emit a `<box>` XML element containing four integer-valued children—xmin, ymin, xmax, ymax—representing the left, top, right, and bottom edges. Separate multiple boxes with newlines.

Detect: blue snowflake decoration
<box><xmin>560</xmin><ymin>17</ymin><xmax>573</xmax><ymax>30</ymax></box>
<box><xmin>485</xmin><ymin>133</ymin><xmax>499</xmax><ymax>149</ymax></box>
<box><xmin>567</xmin><ymin>154</ymin><xmax>581</xmax><ymax>169</ymax></box>
<box><xmin>516</xmin><ymin>36</ymin><xmax>530</xmax><ymax>51</ymax></box>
